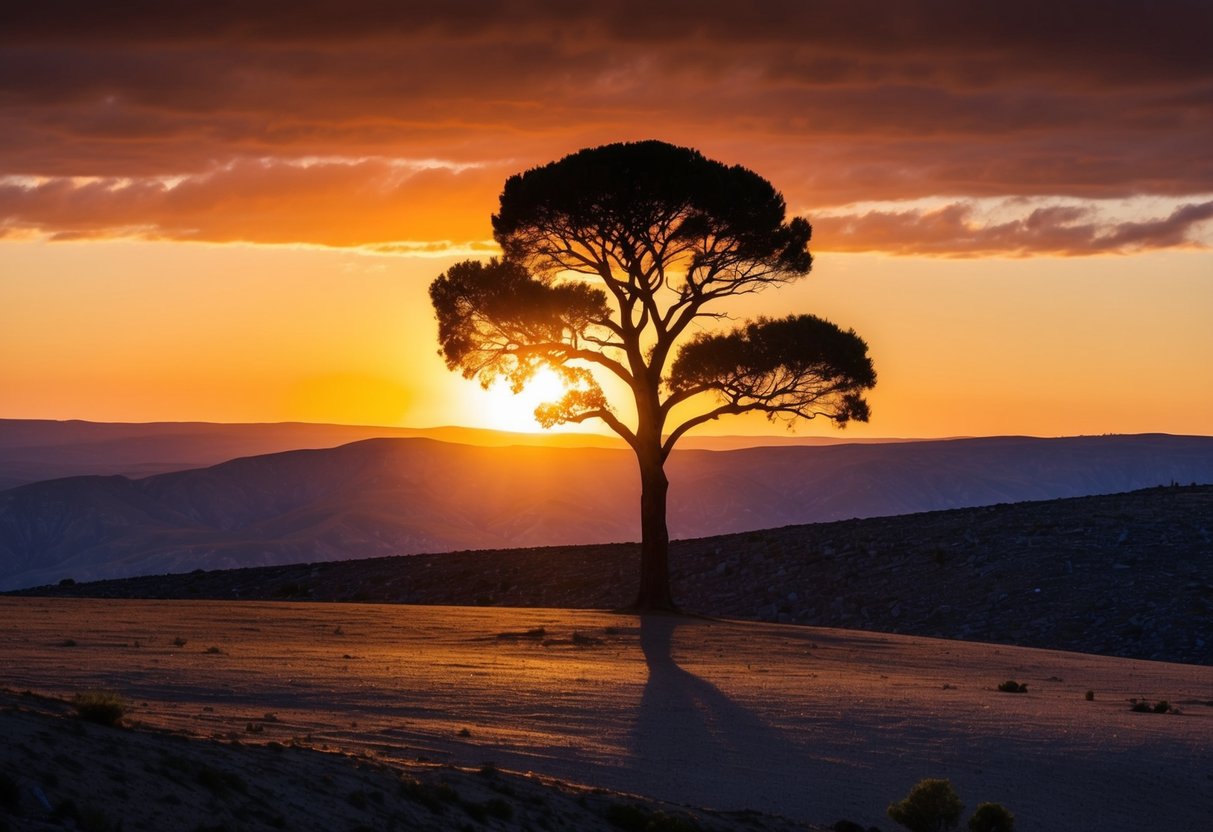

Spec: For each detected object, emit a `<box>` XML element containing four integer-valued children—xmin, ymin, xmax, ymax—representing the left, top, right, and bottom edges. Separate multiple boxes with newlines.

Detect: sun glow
<box><xmin>476</xmin><ymin>368</ymin><xmax>571</xmax><ymax>433</ymax></box>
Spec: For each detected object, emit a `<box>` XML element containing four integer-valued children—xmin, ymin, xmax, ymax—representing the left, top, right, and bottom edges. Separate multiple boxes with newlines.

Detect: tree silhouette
<box><xmin>430</xmin><ymin>140</ymin><xmax>875</xmax><ymax>609</ymax></box>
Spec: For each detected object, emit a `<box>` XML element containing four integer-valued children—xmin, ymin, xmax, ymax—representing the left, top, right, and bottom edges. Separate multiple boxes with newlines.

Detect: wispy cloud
<box><xmin>815</xmin><ymin>198</ymin><xmax>1213</xmax><ymax>256</ymax></box>
<box><xmin>0</xmin><ymin>158</ymin><xmax>506</xmax><ymax>249</ymax></box>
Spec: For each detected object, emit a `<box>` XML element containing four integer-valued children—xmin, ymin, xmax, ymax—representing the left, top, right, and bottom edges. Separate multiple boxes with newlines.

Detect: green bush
<box><xmin>72</xmin><ymin>691</ymin><xmax>126</xmax><ymax>726</ymax></box>
<box><xmin>888</xmin><ymin>778</ymin><xmax>964</xmax><ymax>832</ymax></box>
<box><xmin>969</xmin><ymin>802</ymin><xmax>1014</xmax><ymax>832</ymax></box>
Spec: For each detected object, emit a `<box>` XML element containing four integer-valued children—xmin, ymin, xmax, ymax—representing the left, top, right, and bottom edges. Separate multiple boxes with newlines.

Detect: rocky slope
<box><xmin>16</xmin><ymin>485</ymin><xmax>1213</xmax><ymax>665</ymax></box>
<box><xmin>0</xmin><ymin>689</ymin><xmax>824</xmax><ymax>832</ymax></box>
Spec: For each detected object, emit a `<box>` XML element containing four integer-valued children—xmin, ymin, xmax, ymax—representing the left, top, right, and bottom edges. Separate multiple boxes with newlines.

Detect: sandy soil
<box><xmin>1</xmin><ymin>598</ymin><xmax>1210</xmax><ymax>830</ymax></box>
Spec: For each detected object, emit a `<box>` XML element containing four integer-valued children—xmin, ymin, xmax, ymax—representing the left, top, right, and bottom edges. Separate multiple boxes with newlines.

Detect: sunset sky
<box><xmin>2</xmin><ymin>1</ymin><xmax>1211</xmax><ymax>438</ymax></box>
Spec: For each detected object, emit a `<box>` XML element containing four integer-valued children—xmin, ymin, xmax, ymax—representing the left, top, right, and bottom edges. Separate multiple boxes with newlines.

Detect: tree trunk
<box><xmin>633</xmin><ymin>448</ymin><xmax>676</xmax><ymax>610</ymax></box>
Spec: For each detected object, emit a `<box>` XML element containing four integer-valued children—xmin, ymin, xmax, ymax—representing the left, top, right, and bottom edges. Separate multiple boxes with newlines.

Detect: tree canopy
<box><xmin>430</xmin><ymin>140</ymin><xmax>876</xmax><ymax>608</ymax></box>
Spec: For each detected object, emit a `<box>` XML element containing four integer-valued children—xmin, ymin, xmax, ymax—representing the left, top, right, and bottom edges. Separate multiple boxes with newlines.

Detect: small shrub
<box><xmin>197</xmin><ymin>765</ymin><xmax>246</xmax><ymax>795</ymax></box>
<box><xmin>969</xmin><ymin>802</ymin><xmax>1014</xmax><ymax>832</ymax></box>
<box><xmin>996</xmin><ymin>681</ymin><xmax>1027</xmax><ymax>693</ymax></box>
<box><xmin>400</xmin><ymin>777</ymin><xmax>448</xmax><ymax>813</ymax></box>
<box><xmin>484</xmin><ymin>798</ymin><xmax>513</xmax><ymax>820</ymax></box>
<box><xmin>604</xmin><ymin>803</ymin><xmax>699</xmax><ymax>832</ymax></box>
<box><xmin>54</xmin><ymin>799</ymin><xmax>117</xmax><ymax>832</ymax></box>
<box><xmin>605</xmin><ymin>803</ymin><xmax>652</xmax><ymax>831</ymax></box>
<box><xmin>1130</xmin><ymin>699</ymin><xmax>1176</xmax><ymax>714</ymax></box>
<box><xmin>496</xmin><ymin>627</ymin><xmax>546</xmax><ymax>641</ymax></box>
<box><xmin>434</xmin><ymin>783</ymin><xmax>460</xmax><ymax>804</ymax></box>
<box><xmin>462</xmin><ymin>801</ymin><xmax>488</xmax><ymax>823</ymax></box>
<box><xmin>0</xmin><ymin>771</ymin><xmax>20</xmax><ymax>812</ymax></box>
<box><xmin>1085</xmin><ymin>690</ymin><xmax>1094</xmax><ymax>701</ymax></box>
<box><xmin>60</xmin><ymin>638</ymin><xmax>77</xmax><ymax>647</ymax></box>
<box><xmin>888</xmin><ymin>778</ymin><xmax>964</xmax><ymax>832</ymax></box>
<box><xmin>172</xmin><ymin>637</ymin><xmax>187</xmax><ymax>648</ymax></box>
<box><xmin>73</xmin><ymin>691</ymin><xmax>126</xmax><ymax>726</ymax></box>
<box><xmin>204</xmin><ymin>646</ymin><xmax>223</xmax><ymax>654</ymax></box>
<box><xmin>457</xmin><ymin>727</ymin><xmax>472</xmax><ymax>738</ymax></box>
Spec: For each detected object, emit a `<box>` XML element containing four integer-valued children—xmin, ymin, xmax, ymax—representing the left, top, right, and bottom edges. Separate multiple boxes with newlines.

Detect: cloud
<box><xmin>815</xmin><ymin>199</ymin><xmax>1213</xmax><ymax>256</ymax></box>
<box><xmin>0</xmin><ymin>158</ymin><xmax>504</xmax><ymax>249</ymax></box>
<box><xmin>2</xmin><ymin>1</ymin><xmax>1211</xmax><ymax>254</ymax></box>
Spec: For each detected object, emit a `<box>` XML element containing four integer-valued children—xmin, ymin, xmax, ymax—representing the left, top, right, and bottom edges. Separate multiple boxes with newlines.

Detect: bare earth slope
<box><xmin>1</xmin><ymin>601</ymin><xmax>1209</xmax><ymax>831</ymax></box>
<box><xmin>0</xmin><ymin>689</ymin><xmax>814</xmax><ymax>832</ymax></box>
<box><xmin>3</xmin><ymin>433</ymin><xmax>1212</xmax><ymax>590</ymax></box>
<box><xmin>23</xmin><ymin>485</ymin><xmax>1213</xmax><ymax>666</ymax></box>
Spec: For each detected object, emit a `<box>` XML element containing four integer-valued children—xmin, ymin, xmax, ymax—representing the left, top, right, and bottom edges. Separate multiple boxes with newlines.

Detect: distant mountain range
<box><xmin>1</xmin><ymin>427</ymin><xmax>1211</xmax><ymax>590</ymax></box>
<box><xmin>0</xmin><ymin>418</ymin><xmax>898</xmax><ymax>490</ymax></box>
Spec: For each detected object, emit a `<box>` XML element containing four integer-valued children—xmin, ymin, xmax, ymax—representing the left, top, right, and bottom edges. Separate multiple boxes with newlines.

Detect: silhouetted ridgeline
<box><xmin>14</xmin><ymin>485</ymin><xmax>1213</xmax><ymax>666</ymax></box>
<box><xmin>2</xmin><ymin>433</ymin><xmax>1212</xmax><ymax>590</ymax></box>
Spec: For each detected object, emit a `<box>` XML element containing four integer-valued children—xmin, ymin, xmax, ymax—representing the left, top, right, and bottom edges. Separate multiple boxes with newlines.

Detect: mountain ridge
<box><xmin>2</xmin><ymin>432</ymin><xmax>1212</xmax><ymax>591</ymax></box>
<box><xmin>0</xmin><ymin>417</ymin><xmax>912</xmax><ymax>489</ymax></box>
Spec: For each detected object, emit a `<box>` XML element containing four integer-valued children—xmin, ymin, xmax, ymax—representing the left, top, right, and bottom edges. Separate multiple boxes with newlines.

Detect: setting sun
<box><xmin>478</xmin><ymin>368</ymin><xmax>570</xmax><ymax>433</ymax></box>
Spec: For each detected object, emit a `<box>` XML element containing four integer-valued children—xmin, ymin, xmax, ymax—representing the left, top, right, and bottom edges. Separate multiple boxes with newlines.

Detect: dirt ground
<box><xmin>1</xmin><ymin>598</ymin><xmax>1210</xmax><ymax>830</ymax></box>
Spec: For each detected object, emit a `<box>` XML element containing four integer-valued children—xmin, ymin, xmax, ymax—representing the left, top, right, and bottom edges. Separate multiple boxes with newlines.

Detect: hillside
<box><xmin>17</xmin><ymin>485</ymin><xmax>1213</xmax><ymax>666</ymax></box>
<box><xmin>0</xmin><ymin>418</ymin><xmax>884</xmax><ymax>489</ymax></box>
<box><xmin>2</xmin><ymin>433</ymin><xmax>1211</xmax><ymax>591</ymax></box>
<box><xmin>0</xmin><ymin>419</ymin><xmax>625</xmax><ymax>489</ymax></box>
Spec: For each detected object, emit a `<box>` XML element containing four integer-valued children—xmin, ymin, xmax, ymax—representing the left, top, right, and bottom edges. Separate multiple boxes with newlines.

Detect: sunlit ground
<box><xmin>1</xmin><ymin>598</ymin><xmax>1209</xmax><ymax>830</ymax></box>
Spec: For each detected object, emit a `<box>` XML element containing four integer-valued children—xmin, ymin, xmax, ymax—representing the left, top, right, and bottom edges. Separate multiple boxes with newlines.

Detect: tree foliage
<box><xmin>430</xmin><ymin>140</ymin><xmax>876</xmax><ymax>608</ymax></box>
<box><xmin>666</xmin><ymin>313</ymin><xmax>874</xmax><ymax>450</ymax></box>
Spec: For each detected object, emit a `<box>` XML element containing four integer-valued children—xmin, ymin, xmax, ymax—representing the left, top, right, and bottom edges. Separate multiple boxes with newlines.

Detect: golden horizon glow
<box><xmin>2</xmin><ymin>238</ymin><xmax>1210</xmax><ymax>439</ymax></box>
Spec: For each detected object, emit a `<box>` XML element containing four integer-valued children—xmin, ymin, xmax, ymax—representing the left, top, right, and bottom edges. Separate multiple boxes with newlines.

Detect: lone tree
<box><xmin>430</xmin><ymin>140</ymin><xmax>875</xmax><ymax>610</ymax></box>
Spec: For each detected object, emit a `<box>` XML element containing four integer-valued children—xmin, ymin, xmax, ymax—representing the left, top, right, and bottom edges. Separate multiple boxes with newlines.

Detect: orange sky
<box><xmin>2</xmin><ymin>2</ymin><xmax>1211</xmax><ymax>438</ymax></box>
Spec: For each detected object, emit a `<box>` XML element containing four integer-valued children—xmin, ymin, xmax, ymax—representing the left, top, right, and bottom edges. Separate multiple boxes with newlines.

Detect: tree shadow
<box><xmin>629</xmin><ymin>614</ymin><xmax>801</xmax><ymax>790</ymax></box>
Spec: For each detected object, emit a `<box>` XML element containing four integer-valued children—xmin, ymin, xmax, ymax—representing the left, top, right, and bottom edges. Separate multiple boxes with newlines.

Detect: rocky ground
<box><xmin>14</xmin><ymin>485</ymin><xmax>1213</xmax><ymax>665</ymax></box>
<box><xmin>0</xmin><ymin>689</ymin><xmax>823</xmax><ymax>832</ymax></box>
